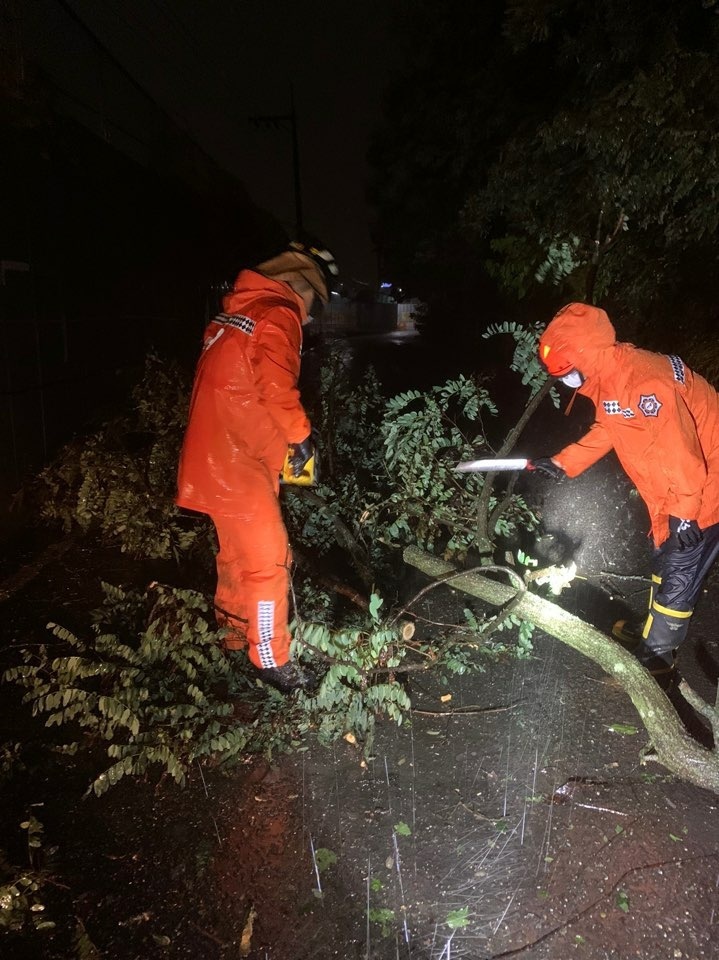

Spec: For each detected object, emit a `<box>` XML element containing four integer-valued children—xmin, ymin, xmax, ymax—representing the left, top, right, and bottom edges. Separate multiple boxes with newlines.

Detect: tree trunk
<box><xmin>475</xmin><ymin>378</ymin><xmax>554</xmax><ymax>553</ymax></box>
<box><xmin>403</xmin><ymin>545</ymin><xmax>719</xmax><ymax>795</ymax></box>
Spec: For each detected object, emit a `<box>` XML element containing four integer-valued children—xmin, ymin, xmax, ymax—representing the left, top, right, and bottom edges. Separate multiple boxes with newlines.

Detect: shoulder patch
<box><xmin>638</xmin><ymin>394</ymin><xmax>662</xmax><ymax>417</ymax></box>
<box><xmin>213</xmin><ymin>313</ymin><xmax>256</xmax><ymax>335</ymax></box>
<box><xmin>602</xmin><ymin>400</ymin><xmax>635</xmax><ymax>418</ymax></box>
<box><xmin>667</xmin><ymin>354</ymin><xmax>685</xmax><ymax>384</ymax></box>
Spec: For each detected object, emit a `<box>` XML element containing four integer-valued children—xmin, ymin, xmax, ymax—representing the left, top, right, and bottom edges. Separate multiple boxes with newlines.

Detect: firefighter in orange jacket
<box><xmin>533</xmin><ymin>302</ymin><xmax>719</xmax><ymax>675</ymax></box>
<box><xmin>176</xmin><ymin>237</ymin><xmax>339</xmax><ymax>692</ymax></box>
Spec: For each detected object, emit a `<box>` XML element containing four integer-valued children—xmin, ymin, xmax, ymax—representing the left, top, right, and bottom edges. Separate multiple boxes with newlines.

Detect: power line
<box><xmin>56</xmin><ymin>0</ymin><xmax>307</xmax><ymax>234</ymax></box>
<box><xmin>145</xmin><ymin>0</ymin><xmax>258</xmax><ymax>107</ymax></box>
<box><xmin>135</xmin><ymin>0</ymin><xmax>306</xmax><ymax>232</ymax></box>
<box><xmin>54</xmin><ymin>0</ymin><xmax>223</xmax><ymax>172</ymax></box>
<box><xmin>45</xmin><ymin>74</ymin><xmax>154</xmax><ymax>153</ymax></box>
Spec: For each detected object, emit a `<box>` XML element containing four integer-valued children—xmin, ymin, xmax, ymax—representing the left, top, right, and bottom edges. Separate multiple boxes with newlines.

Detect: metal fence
<box><xmin>317</xmin><ymin>295</ymin><xmax>417</xmax><ymax>336</ymax></box>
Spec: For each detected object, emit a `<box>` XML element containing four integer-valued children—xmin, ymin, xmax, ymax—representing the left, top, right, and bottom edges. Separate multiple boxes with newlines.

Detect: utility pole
<box><xmin>249</xmin><ymin>84</ymin><xmax>304</xmax><ymax>236</ymax></box>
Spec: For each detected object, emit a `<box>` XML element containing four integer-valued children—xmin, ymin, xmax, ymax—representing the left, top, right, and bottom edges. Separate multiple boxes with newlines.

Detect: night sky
<box><xmin>63</xmin><ymin>0</ymin><xmax>393</xmax><ymax>285</ymax></box>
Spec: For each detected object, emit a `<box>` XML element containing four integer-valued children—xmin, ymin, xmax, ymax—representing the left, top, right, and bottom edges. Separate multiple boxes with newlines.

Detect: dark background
<box><xmin>2</xmin><ymin>0</ymin><xmax>718</xmax><ymax>511</ymax></box>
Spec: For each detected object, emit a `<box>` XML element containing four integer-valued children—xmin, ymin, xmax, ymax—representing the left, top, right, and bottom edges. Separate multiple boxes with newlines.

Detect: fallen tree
<box><xmin>25</xmin><ymin>342</ymin><xmax>719</xmax><ymax>794</ymax></box>
<box><xmin>403</xmin><ymin>545</ymin><xmax>719</xmax><ymax>795</ymax></box>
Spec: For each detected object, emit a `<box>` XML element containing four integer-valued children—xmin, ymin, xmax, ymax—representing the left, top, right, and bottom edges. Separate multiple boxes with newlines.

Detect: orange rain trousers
<box><xmin>211</xmin><ymin>466</ymin><xmax>292</xmax><ymax>669</ymax></box>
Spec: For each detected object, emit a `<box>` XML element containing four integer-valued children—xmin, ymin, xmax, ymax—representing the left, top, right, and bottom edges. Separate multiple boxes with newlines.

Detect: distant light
<box><xmin>380</xmin><ymin>282</ymin><xmax>392</xmax><ymax>289</ymax></box>
<box><xmin>331</xmin><ymin>291</ymin><xmax>339</xmax><ymax>297</ymax></box>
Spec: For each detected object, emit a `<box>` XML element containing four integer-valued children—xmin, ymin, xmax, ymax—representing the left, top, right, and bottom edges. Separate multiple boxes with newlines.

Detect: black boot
<box><xmin>634</xmin><ymin>643</ymin><xmax>676</xmax><ymax>688</ymax></box>
<box><xmin>257</xmin><ymin>661</ymin><xmax>319</xmax><ymax>695</ymax></box>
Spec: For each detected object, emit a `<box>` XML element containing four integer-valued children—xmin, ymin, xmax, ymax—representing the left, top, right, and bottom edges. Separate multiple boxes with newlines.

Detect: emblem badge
<box><xmin>638</xmin><ymin>394</ymin><xmax>662</xmax><ymax>417</ymax></box>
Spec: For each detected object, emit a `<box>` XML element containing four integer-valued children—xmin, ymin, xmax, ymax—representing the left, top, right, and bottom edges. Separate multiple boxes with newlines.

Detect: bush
<box><xmin>35</xmin><ymin>354</ymin><xmax>212</xmax><ymax>562</ymax></box>
<box><xmin>4</xmin><ymin>584</ymin><xmax>263</xmax><ymax>796</ymax></box>
<box><xmin>11</xmin><ymin>332</ymin><xmax>559</xmax><ymax>795</ymax></box>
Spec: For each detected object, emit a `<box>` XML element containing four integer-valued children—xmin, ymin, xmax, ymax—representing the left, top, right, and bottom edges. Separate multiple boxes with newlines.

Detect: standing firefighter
<box><xmin>533</xmin><ymin>302</ymin><xmax>719</xmax><ymax>677</ymax></box>
<box><xmin>176</xmin><ymin>236</ymin><xmax>339</xmax><ymax>692</ymax></box>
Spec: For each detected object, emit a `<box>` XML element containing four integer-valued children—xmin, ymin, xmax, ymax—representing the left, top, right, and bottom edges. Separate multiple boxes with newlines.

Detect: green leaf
<box><xmin>314</xmin><ymin>847</ymin><xmax>338</xmax><ymax>873</ymax></box>
<box><xmin>394</xmin><ymin>821</ymin><xmax>411</xmax><ymax>837</ymax></box>
<box><xmin>368</xmin><ymin>907</ymin><xmax>395</xmax><ymax>936</ymax></box>
<box><xmin>616</xmin><ymin>890</ymin><xmax>630</xmax><ymax>913</ymax></box>
<box><xmin>607</xmin><ymin>723</ymin><xmax>639</xmax><ymax>735</ymax></box>
<box><xmin>446</xmin><ymin>906</ymin><xmax>470</xmax><ymax>930</ymax></box>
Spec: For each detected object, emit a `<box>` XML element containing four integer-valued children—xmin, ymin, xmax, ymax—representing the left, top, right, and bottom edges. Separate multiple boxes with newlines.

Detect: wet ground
<box><xmin>1</xmin><ymin>331</ymin><xmax>718</xmax><ymax>959</ymax></box>
<box><xmin>1</xmin><ymin>512</ymin><xmax>718</xmax><ymax>960</ymax></box>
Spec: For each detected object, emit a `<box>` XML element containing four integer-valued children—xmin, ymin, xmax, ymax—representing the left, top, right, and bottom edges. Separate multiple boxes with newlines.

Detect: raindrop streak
<box><xmin>196</xmin><ymin>760</ymin><xmax>209</xmax><ymax>798</ymax></box>
<box><xmin>493</xmin><ymin>884</ymin><xmax>520</xmax><ymax>935</ymax></box>
<box><xmin>502</xmin><ymin>726</ymin><xmax>512</xmax><ymax>817</ymax></box>
<box><xmin>429</xmin><ymin>920</ymin><xmax>438</xmax><ymax>957</ymax></box>
<box><xmin>333</xmin><ymin>742</ymin><xmax>344</xmax><ymax>849</ymax></box>
<box><xmin>409</xmin><ymin>717</ymin><xmax>417</xmax><ymax>836</ymax></box>
<box><xmin>438</xmin><ymin>929</ymin><xmax>455</xmax><ymax>960</ymax></box>
<box><xmin>366</xmin><ymin>856</ymin><xmax>371</xmax><ymax>960</ymax></box>
<box><xmin>384</xmin><ymin>755</ymin><xmax>393</xmax><ymax>816</ymax></box>
<box><xmin>521</xmin><ymin>745</ymin><xmax>540</xmax><ymax>846</ymax></box>
<box><xmin>468</xmin><ymin>757</ymin><xmax>485</xmax><ymax>794</ymax></box>
<box><xmin>301</xmin><ymin>750</ymin><xmax>306</xmax><ymax>839</ymax></box>
<box><xmin>309</xmin><ymin>834</ymin><xmax>322</xmax><ymax>897</ymax></box>
<box><xmin>392</xmin><ymin>829</ymin><xmax>411</xmax><ymax>948</ymax></box>
<box><xmin>196</xmin><ymin>761</ymin><xmax>222</xmax><ymax>844</ymax></box>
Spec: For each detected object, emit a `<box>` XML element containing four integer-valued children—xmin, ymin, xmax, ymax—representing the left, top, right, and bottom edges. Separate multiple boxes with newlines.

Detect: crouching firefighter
<box><xmin>531</xmin><ymin>302</ymin><xmax>719</xmax><ymax>677</ymax></box>
<box><xmin>176</xmin><ymin>235</ymin><xmax>339</xmax><ymax>693</ymax></box>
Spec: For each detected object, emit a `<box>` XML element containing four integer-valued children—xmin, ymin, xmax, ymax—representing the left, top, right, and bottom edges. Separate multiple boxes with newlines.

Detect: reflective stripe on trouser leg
<box><xmin>256</xmin><ymin>601</ymin><xmax>277</xmax><ymax>669</ymax></box>
<box><xmin>641</xmin><ymin>602</ymin><xmax>692</xmax><ymax>659</ymax></box>
<box><xmin>635</xmin><ymin>567</ymin><xmax>665</xmax><ymax>652</ymax></box>
<box><xmin>649</xmin><ymin>573</ymin><xmax>661</xmax><ymax>610</ymax></box>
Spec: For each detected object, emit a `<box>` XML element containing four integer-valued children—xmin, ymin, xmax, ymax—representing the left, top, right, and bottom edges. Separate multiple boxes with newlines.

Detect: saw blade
<box><xmin>454</xmin><ymin>458</ymin><xmax>529</xmax><ymax>473</ymax></box>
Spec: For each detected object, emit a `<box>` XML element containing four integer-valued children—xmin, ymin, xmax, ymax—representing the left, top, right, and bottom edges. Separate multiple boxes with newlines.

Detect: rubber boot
<box><xmin>257</xmin><ymin>661</ymin><xmax>319</xmax><ymax>695</ymax></box>
<box><xmin>634</xmin><ymin>596</ymin><xmax>691</xmax><ymax>687</ymax></box>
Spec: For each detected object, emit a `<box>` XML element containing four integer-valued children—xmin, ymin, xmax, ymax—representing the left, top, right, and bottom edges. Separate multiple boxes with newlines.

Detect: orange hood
<box><xmin>539</xmin><ymin>303</ymin><xmax>617</xmax><ymax>379</ymax></box>
<box><xmin>222</xmin><ymin>268</ymin><xmax>308</xmax><ymax>321</ymax></box>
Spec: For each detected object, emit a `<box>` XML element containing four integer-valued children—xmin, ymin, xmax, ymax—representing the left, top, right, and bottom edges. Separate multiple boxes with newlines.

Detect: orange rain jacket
<box><xmin>176</xmin><ymin>270</ymin><xmax>311</xmax><ymax>516</ymax></box>
<box><xmin>539</xmin><ymin>303</ymin><xmax>719</xmax><ymax>547</ymax></box>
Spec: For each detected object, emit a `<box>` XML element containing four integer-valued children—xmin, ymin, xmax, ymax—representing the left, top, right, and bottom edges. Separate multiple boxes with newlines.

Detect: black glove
<box><xmin>668</xmin><ymin>516</ymin><xmax>703</xmax><ymax>550</ymax></box>
<box><xmin>288</xmin><ymin>435</ymin><xmax>314</xmax><ymax>477</ymax></box>
<box><xmin>529</xmin><ymin>457</ymin><xmax>565</xmax><ymax>481</ymax></box>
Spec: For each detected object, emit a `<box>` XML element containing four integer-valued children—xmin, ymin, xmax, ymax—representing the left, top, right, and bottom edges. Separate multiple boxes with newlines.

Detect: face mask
<box><xmin>560</xmin><ymin>370</ymin><xmax>583</xmax><ymax>388</ymax></box>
